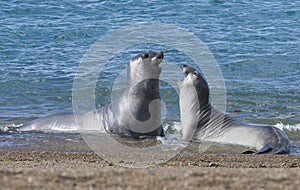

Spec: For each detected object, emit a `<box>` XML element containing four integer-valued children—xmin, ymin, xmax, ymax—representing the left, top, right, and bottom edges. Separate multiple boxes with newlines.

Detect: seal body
<box><xmin>19</xmin><ymin>52</ymin><xmax>165</xmax><ymax>138</ymax></box>
<box><xmin>178</xmin><ymin>64</ymin><xmax>290</xmax><ymax>154</ymax></box>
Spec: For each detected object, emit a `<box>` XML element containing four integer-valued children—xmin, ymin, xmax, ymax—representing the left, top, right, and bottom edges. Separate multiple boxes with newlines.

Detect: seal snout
<box><xmin>156</xmin><ymin>51</ymin><xmax>164</xmax><ymax>59</ymax></box>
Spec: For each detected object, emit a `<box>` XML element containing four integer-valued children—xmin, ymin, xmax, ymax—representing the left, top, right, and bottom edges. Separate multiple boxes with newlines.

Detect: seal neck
<box><xmin>127</xmin><ymin>78</ymin><xmax>161</xmax><ymax>122</ymax></box>
<box><xmin>197</xmin><ymin>103</ymin><xmax>239</xmax><ymax>133</ymax></box>
<box><xmin>200</xmin><ymin>103</ymin><xmax>211</xmax><ymax>112</ymax></box>
<box><xmin>197</xmin><ymin>103</ymin><xmax>212</xmax><ymax>127</ymax></box>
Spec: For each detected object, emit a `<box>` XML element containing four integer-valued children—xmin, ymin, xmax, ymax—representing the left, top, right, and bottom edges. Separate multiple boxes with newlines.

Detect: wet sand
<box><xmin>1</xmin><ymin>150</ymin><xmax>300</xmax><ymax>189</ymax></box>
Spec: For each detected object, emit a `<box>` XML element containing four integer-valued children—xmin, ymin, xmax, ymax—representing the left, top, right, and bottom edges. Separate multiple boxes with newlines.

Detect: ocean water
<box><xmin>0</xmin><ymin>0</ymin><xmax>299</xmax><ymax>155</ymax></box>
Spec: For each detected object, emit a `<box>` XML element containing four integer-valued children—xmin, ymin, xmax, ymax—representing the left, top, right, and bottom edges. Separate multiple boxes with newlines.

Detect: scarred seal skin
<box><xmin>178</xmin><ymin>64</ymin><xmax>290</xmax><ymax>154</ymax></box>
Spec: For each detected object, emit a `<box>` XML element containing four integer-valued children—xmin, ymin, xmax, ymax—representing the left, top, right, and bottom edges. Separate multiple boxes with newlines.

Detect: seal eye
<box><xmin>143</xmin><ymin>53</ymin><xmax>149</xmax><ymax>59</ymax></box>
<box><xmin>184</xmin><ymin>71</ymin><xmax>189</xmax><ymax>75</ymax></box>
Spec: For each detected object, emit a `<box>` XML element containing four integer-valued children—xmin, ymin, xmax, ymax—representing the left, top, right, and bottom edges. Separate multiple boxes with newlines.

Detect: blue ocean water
<box><xmin>0</xmin><ymin>0</ymin><xmax>299</xmax><ymax>154</ymax></box>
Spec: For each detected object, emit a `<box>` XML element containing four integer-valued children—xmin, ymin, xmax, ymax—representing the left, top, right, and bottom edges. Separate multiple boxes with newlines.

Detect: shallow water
<box><xmin>0</xmin><ymin>0</ymin><xmax>299</xmax><ymax>154</ymax></box>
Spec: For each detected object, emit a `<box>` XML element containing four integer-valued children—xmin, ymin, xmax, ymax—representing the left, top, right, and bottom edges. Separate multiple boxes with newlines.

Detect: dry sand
<box><xmin>1</xmin><ymin>150</ymin><xmax>300</xmax><ymax>190</ymax></box>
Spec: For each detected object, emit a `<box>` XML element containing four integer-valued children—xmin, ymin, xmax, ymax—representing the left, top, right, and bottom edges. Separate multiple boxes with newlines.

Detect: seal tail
<box><xmin>242</xmin><ymin>127</ymin><xmax>291</xmax><ymax>154</ymax></box>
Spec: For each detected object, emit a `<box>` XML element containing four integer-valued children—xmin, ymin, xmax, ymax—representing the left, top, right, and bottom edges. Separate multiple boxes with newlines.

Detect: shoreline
<box><xmin>1</xmin><ymin>150</ymin><xmax>300</xmax><ymax>189</ymax></box>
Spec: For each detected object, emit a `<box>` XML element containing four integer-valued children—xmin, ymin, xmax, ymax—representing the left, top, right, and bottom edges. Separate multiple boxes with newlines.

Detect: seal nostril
<box><xmin>157</xmin><ymin>52</ymin><xmax>163</xmax><ymax>59</ymax></box>
<box><xmin>160</xmin><ymin>52</ymin><xmax>164</xmax><ymax>59</ymax></box>
<box><xmin>183</xmin><ymin>64</ymin><xmax>187</xmax><ymax>67</ymax></box>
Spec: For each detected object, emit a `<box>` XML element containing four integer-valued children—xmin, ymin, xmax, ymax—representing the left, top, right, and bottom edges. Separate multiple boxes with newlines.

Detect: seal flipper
<box><xmin>241</xmin><ymin>150</ymin><xmax>256</xmax><ymax>154</ymax></box>
<box><xmin>258</xmin><ymin>144</ymin><xmax>290</xmax><ymax>154</ymax></box>
<box><xmin>254</xmin><ymin>145</ymin><xmax>273</xmax><ymax>154</ymax></box>
<box><xmin>242</xmin><ymin>145</ymin><xmax>272</xmax><ymax>154</ymax></box>
<box><xmin>242</xmin><ymin>144</ymin><xmax>289</xmax><ymax>154</ymax></box>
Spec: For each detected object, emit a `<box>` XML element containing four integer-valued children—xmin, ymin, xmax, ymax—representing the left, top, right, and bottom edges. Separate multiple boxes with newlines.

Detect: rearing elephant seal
<box><xmin>177</xmin><ymin>64</ymin><xmax>290</xmax><ymax>154</ymax></box>
<box><xmin>19</xmin><ymin>52</ymin><xmax>165</xmax><ymax>138</ymax></box>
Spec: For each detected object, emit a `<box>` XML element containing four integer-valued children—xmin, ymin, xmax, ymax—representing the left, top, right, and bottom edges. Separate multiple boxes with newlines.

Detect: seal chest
<box><xmin>178</xmin><ymin>79</ymin><xmax>201</xmax><ymax>141</ymax></box>
<box><xmin>112</xmin><ymin>52</ymin><xmax>165</xmax><ymax>137</ymax></box>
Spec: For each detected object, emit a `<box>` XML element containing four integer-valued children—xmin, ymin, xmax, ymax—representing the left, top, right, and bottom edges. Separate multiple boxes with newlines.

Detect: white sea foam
<box><xmin>48</xmin><ymin>125</ymin><xmax>78</xmax><ymax>132</ymax></box>
<box><xmin>274</xmin><ymin>123</ymin><xmax>300</xmax><ymax>131</ymax></box>
<box><xmin>172</xmin><ymin>121</ymin><xmax>182</xmax><ymax>132</ymax></box>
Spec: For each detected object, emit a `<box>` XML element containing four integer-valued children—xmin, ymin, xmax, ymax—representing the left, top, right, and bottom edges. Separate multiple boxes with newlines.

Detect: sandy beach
<box><xmin>1</xmin><ymin>150</ymin><xmax>300</xmax><ymax>190</ymax></box>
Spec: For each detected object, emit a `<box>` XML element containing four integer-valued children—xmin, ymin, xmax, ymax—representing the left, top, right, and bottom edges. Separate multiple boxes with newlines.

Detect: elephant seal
<box><xmin>19</xmin><ymin>52</ymin><xmax>165</xmax><ymax>138</ymax></box>
<box><xmin>177</xmin><ymin>64</ymin><xmax>290</xmax><ymax>154</ymax></box>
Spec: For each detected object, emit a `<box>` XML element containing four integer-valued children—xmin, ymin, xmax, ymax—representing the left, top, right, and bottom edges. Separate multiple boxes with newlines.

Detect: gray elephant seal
<box><xmin>19</xmin><ymin>52</ymin><xmax>165</xmax><ymax>138</ymax></box>
<box><xmin>177</xmin><ymin>64</ymin><xmax>290</xmax><ymax>154</ymax></box>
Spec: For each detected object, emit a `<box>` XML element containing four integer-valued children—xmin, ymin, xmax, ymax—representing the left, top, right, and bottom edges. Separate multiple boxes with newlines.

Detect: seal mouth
<box><xmin>182</xmin><ymin>64</ymin><xmax>189</xmax><ymax>78</ymax></box>
<box><xmin>151</xmin><ymin>52</ymin><xmax>163</xmax><ymax>68</ymax></box>
<box><xmin>178</xmin><ymin>64</ymin><xmax>194</xmax><ymax>84</ymax></box>
<box><xmin>153</xmin><ymin>51</ymin><xmax>164</xmax><ymax>65</ymax></box>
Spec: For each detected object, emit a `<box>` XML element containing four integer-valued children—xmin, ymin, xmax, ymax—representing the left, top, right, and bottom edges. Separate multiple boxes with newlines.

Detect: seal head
<box><xmin>178</xmin><ymin>64</ymin><xmax>209</xmax><ymax>108</ymax></box>
<box><xmin>128</xmin><ymin>52</ymin><xmax>163</xmax><ymax>86</ymax></box>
